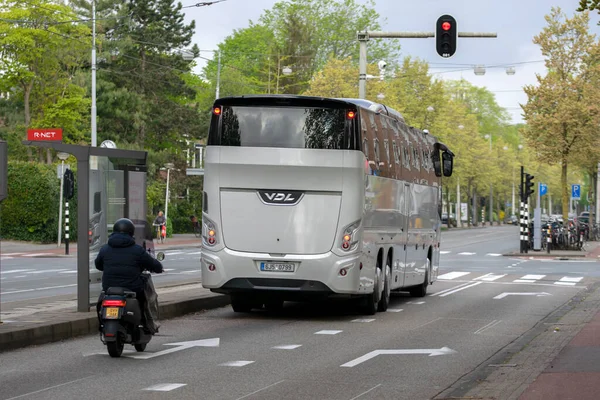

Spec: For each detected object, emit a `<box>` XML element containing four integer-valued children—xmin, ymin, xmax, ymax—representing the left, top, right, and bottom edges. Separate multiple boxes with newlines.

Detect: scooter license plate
<box><xmin>105</xmin><ymin>307</ymin><xmax>119</xmax><ymax>319</ymax></box>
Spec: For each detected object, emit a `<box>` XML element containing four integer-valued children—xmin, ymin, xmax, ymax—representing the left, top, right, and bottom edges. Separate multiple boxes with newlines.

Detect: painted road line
<box><xmin>0</xmin><ymin>269</ymin><xmax>34</xmax><ymax>275</ymax></box>
<box><xmin>1</xmin><ymin>253</ymin><xmax>25</xmax><ymax>256</ymax></box>
<box><xmin>143</xmin><ymin>383</ymin><xmax>187</xmax><ymax>392</ymax></box>
<box><xmin>27</xmin><ymin>269</ymin><xmax>70</xmax><ymax>274</ymax></box>
<box><xmin>474</xmin><ymin>320</ymin><xmax>502</xmax><ymax>334</ymax></box>
<box><xmin>21</xmin><ymin>253</ymin><xmax>54</xmax><ymax>257</ymax></box>
<box><xmin>437</xmin><ymin>272</ymin><xmax>471</xmax><ymax>280</ymax></box>
<box><xmin>486</xmin><ymin>253</ymin><xmax>502</xmax><ymax>257</ymax></box>
<box><xmin>437</xmin><ymin>282</ymin><xmax>482</xmax><ymax>297</ymax></box>
<box><xmin>514</xmin><ymin>274</ymin><xmax>546</xmax><ymax>283</ymax></box>
<box><xmin>220</xmin><ymin>361</ymin><xmax>254</xmax><ymax>367</ymax></box>
<box><xmin>235</xmin><ymin>381</ymin><xmax>285</xmax><ymax>400</ymax></box>
<box><xmin>0</xmin><ymin>284</ymin><xmax>77</xmax><ymax>295</ymax></box>
<box><xmin>458</xmin><ymin>252</ymin><xmax>476</xmax><ymax>255</ymax></box>
<box><xmin>430</xmin><ymin>282</ymin><xmax>473</xmax><ymax>296</ymax></box>
<box><xmin>349</xmin><ymin>384</ymin><xmax>382</xmax><ymax>400</ymax></box>
<box><xmin>440</xmin><ymin>251</ymin><xmax>451</xmax><ymax>254</ymax></box>
<box><xmin>315</xmin><ymin>330</ymin><xmax>343</xmax><ymax>335</ymax></box>
<box><xmin>272</xmin><ymin>345</ymin><xmax>302</xmax><ymax>350</ymax></box>
<box><xmin>387</xmin><ymin>309</ymin><xmax>403</xmax><ymax>312</ymax></box>
<box><xmin>473</xmin><ymin>273</ymin><xmax>506</xmax><ymax>282</ymax></box>
<box><xmin>351</xmin><ymin>319</ymin><xmax>375</xmax><ymax>323</ymax></box>
<box><xmin>407</xmin><ymin>301</ymin><xmax>426</xmax><ymax>304</ymax></box>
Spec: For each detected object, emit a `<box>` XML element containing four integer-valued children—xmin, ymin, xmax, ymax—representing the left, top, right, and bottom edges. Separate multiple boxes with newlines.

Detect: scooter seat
<box><xmin>106</xmin><ymin>287</ymin><xmax>136</xmax><ymax>297</ymax></box>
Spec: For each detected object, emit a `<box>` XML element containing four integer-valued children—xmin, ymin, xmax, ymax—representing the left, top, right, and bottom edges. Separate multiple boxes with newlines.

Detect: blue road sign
<box><xmin>540</xmin><ymin>183</ymin><xmax>548</xmax><ymax>196</ymax></box>
<box><xmin>572</xmin><ymin>184</ymin><xmax>581</xmax><ymax>199</ymax></box>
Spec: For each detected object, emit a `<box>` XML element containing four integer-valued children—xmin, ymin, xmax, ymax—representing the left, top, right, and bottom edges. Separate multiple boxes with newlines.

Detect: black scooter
<box><xmin>98</xmin><ymin>252</ymin><xmax>165</xmax><ymax>357</ymax></box>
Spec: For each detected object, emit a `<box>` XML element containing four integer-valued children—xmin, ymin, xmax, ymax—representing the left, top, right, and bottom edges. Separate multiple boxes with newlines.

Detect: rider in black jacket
<box><xmin>95</xmin><ymin>218</ymin><xmax>163</xmax><ymax>332</ymax></box>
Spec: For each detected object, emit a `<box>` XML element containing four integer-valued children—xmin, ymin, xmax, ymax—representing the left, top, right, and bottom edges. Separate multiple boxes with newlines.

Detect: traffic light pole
<box><xmin>357</xmin><ymin>30</ymin><xmax>497</xmax><ymax>99</ymax></box>
<box><xmin>520</xmin><ymin>166</ymin><xmax>525</xmax><ymax>253</ymax></box>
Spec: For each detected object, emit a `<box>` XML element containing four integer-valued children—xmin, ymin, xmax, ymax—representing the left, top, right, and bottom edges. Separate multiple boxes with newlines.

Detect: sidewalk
<box><xmin>503</xmin><ymin>240</ymin><xmax>600</xmax><ymax>260</ymax></box>
<box><xmin>0</xmin><ymin>233</ymin><xmax>202</xmax><ymax>256</ymax></box>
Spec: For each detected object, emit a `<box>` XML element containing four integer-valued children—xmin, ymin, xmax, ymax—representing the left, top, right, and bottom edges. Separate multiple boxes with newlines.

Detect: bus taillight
<box><xmin>346</xmin><ymin>110</ymin><xmax>356</xmax><ymax>119</ymax></box>
<box><xmin>203</xmin><ymin>218</ymin><xmax>218</xmax><ymax>247</ymax></box>
<box><xmin>213</xmin><ymin>106</ymin><xmax>222</xmax><ymax>115</ymax></box>
<box><xmin>341</xmin><ymin>220</ymin><xmax>360</xmax><ymax>252</ymax></box>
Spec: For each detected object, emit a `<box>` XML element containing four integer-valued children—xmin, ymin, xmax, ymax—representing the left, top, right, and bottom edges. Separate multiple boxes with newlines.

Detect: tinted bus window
<box><xmin>211</xmin><ymin>106</ymin><xmax>357</xmax><ymax>150</ymax></box>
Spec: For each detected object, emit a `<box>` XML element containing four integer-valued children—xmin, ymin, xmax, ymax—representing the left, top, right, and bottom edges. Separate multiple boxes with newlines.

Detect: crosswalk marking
<box><xmin>440</xmin><ymin>251</ymin><xmax>451</xmax><ymax>254</ymax></box>
<box><xmin>514</xmin><ymin>274</ymin><xmax>546</xmax><ymax>283</ymax></box>
<box><xmin>555</xmin><ymin>277</ymin><xmax>583</xmax><ymax>286</ymax></box>
<box><xmin>486</xmin><ymin>253</ymin><xmax>502</xmax><ymax>257</ymax></box>
<box><xmin>458</xmin><ymin>252</ymin><xmax>476</xmax><ymax>255</ymax></box>
<box><xmin>437</xmin><ymin>272</ymin><xmax>471</xmax><ymax>280</ymax></box>
<box><xmin>474</xmin><ymin>273</ymin><xmax>506</xmax><ymax>282</ymax></box>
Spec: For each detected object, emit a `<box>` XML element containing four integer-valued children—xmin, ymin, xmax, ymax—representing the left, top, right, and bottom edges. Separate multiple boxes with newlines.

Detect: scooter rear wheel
<box><xmin>107</xmin><ymin>337</ymin><xmax>124</xmax><ymax>358</ymax></box>
<box><xmin>134</xmin><ymin>343</ymin><xmax>147</xmax><ymax>352</ymax></box>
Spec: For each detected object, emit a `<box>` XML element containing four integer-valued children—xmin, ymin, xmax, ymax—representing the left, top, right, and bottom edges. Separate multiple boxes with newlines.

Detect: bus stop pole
<box><xmin>77</xmin><ymin>157</ymin><xmax>90</xmax><ymax>312</ymax></box>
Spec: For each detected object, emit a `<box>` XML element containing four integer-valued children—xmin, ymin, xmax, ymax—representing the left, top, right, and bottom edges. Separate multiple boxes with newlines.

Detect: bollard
<box><xmin>65</xmin><ymin>201</ymin><xmax>69</xmax><ymax>255</ymax></box>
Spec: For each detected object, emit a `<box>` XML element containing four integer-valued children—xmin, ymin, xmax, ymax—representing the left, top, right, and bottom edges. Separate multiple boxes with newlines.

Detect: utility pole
<box><xmin>357</xmin><ymin>28</ymin><xmax>497</xmax><ymax>99</ymax></box>
<box><xmin>215</xmin><ymin>50</ymin><xmax>222</xmax><ymax>99</ymax></box>
<box><xmin>91</xmin><ymin>0</ymin><xmax>97</xmax><ymax>147</ymax></box>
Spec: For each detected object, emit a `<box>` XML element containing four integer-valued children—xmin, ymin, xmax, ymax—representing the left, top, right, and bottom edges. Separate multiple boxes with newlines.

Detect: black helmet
<box><xmin>113</xmin><ymin>218</ymin><xmax>135</xmax><ymax>237</ymax></box>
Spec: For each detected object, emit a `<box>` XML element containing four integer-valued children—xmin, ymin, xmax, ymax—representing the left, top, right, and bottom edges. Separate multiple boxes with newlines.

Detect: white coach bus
<box><xmin>200</xmin><ymin>95</ymin><xmax>454</xmax><ymax>315</ymax></box>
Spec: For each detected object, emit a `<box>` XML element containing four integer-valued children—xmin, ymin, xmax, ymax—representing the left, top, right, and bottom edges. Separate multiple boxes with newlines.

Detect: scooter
<box><xmin>98</xmin><ymin>251</ymin><xmax>165</xmax><ymax>357</ymax></box>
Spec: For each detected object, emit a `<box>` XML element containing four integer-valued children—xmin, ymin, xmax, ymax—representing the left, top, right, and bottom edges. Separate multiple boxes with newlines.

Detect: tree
<box><xmin>0</xmin><ymin>0</ymin><xmax>91</xmax><ymax>161</ymax></box>
<box><xmin>521</xmin><ymin>8</ymin><xmax>600</xmax><ymax>220</ymax></box>
<box><xmin>204</xmin><ymin>0</ymin><xmax>401</xmax><ymax>96</ymax></box>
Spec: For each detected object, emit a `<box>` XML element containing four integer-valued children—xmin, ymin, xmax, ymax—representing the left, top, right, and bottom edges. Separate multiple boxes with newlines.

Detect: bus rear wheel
<box><xmin>231</xmin><ymin>294</ymin><xmax>253</xmax><ymax>313</ymax></box>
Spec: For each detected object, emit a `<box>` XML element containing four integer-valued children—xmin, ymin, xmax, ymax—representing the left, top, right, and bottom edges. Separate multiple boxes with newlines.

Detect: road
<box><xmin>0</xmin><ymin>226</ymin><xmax>597</xmax><ymax>399</ymax></box>
<box><xmin>0</xmin><ymin>249</ymin><xmax>203</xmax><ymax>302</ymax></box>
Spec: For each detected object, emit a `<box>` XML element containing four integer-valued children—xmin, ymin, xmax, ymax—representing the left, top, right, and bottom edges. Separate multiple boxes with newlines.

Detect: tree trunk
<box><xmin>467</xmin><ymin>181</ymin><xmax>472</xmax><ymax>227</ymax></box>
<box><xmin>561</xmin><ymin>157</ymin><xmax>569</xmax><ymax>221</ymax></box>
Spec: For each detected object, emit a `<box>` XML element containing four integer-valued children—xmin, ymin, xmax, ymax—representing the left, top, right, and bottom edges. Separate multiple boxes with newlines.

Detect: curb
<box><xmin>26</xmin><ymin>244</ymin><xmax>202</xmax><ymax>258</ymax></box>
<box><xmin>0</xmin><ymin>293</ymin><xmax>230</xmax><ymax>353</ymax></box>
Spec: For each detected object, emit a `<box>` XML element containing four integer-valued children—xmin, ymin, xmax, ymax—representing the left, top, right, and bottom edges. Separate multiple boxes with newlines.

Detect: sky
<box><xmin>180</xmin><ymin>0</ymin><xmax>600</xmax><ymax>124</ymax></box>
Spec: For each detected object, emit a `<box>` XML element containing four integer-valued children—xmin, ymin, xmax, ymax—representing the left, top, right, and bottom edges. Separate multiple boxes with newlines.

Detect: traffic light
<box><xmin>436</xmin><ymin>15</ymin><xmax>457</xmax><ymax>58</ymax></box>
<box><xmin>63</xmin><ymin>168</ymin><xmax>75</xmax><ymax>200</ymax></box>
<box><xmin>525</xmin><ymin>173</ymin><xmax>535</xmax><ymax>198</ymax></box>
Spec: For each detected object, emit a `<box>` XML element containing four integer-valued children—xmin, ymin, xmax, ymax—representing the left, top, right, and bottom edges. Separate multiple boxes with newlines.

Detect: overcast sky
<box><xmin>181</xmin><ymin>0</ymin><xmax>600</xmax><ymax>124</ymax></box>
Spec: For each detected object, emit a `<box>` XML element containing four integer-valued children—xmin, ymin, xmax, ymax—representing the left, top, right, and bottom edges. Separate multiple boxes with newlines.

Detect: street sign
<box><xmin>540</xmin><ymin>183</ymin><xmax>548</xmax><ymax>196</ymax></box>
<box><xmin>341</xmin><ymin>347</ymin><xmax>458</xmax><ymax>367</ymax></box>
<box><xmin>27</xmin><ymin>128</ymin><xmax>63</xmax><ymax>141</ymax></box>
<box><xmin>572</xmin><ymin>184</ymin><xmax>581</xmax><ymax>199</ymax></box>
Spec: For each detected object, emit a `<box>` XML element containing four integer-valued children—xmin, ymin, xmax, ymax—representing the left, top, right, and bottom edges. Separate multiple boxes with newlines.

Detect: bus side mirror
<box><xmin>432</xmin><ymin>150</ymin><xmax>442</xmax><ymax>177</ymax></box>
<box><xmin>442</xmin><ymin>151</ymin><xmax>453</xmax><ymax>177</ymax></box>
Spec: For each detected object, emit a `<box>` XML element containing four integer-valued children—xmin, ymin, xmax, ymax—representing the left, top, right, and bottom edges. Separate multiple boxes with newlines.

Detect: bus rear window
<box><xmin>210</xmin><ymin>106</ymin><xmax>356</xmax><ymax>150</ymax></box>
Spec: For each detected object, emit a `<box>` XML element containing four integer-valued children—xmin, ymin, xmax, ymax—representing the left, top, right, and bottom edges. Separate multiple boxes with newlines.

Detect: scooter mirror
<box><xmin>156</xmin><ymin>252</ymin><xmax>165</xmax><ymax>262</ymax></box>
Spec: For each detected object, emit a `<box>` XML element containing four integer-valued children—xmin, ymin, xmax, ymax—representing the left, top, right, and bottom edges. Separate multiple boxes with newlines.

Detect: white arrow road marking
<box><xmin>341</xmin><ymin>347</ymin><xmax>458</xmax><ymax>367</ymax></box>
<box><xmin>143</xmin><ymin>383</ymin><xmax>187</xmax><ymax>392</ymax></box>
<box><xmin>493</xmin><ymin>292</ymin><xmax>552</xmax><ymax>299</ymax></box>
<box><xmin>127</xmin><ymin>338</ymin><xmax>220</xmax><ymax>360</ymax></box>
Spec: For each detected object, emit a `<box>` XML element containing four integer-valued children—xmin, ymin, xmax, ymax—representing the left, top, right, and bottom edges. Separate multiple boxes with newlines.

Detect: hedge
<box><xmin>0</xmin><ymin>161</ymin><xmax>77</xmax><ymax>243</ymax></box>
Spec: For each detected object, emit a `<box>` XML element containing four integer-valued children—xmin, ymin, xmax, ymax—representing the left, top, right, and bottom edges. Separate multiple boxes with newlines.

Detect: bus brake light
<box><xmin>213</xmin><ymin>106</ymin><xmax>222</xmax><ymax>115</ymax></box>
<box><xmin>346</xmin><ymin>110</ymin><xmax>356</xmax><ymax>119</ymax></box>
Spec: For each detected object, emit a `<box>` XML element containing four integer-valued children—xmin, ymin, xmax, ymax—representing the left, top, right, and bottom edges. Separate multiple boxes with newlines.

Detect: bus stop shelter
<box><xmin>23</xmin><ymin>141</ymin><xmax>148</xmax><ymax>312</ymax></box>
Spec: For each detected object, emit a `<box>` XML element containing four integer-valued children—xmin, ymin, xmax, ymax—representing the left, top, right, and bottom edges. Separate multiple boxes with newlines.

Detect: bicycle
<box><xmin>190</xmin><ymin>216</ymin><xmax>201</xmax><ymax>238</ymax></box>
<box><xmin>153</xmin><ymin>223</ymin><xmax>166</xmax><ymax>244</ymax></box>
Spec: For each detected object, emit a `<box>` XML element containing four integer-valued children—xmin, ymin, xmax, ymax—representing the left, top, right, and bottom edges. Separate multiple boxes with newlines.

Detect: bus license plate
<box><xmin>105</xmin><ymin>307</ymin><xmax>119</xmax><ymax>319</ymax></box>
<box><xmin>261</xmin><ymin>262</ymin><xmax>295</xmax><ymax>272</ymax></box>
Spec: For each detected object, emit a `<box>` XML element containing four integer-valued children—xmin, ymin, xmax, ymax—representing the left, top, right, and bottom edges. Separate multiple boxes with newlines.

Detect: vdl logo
<box><xmin>257</xmin><ymin>190</ymin><xmax>304</xmax><ymax>206</ymax></box>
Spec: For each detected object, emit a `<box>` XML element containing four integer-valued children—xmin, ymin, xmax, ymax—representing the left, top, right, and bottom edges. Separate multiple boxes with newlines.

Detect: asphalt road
<box><xmin>0</xmin><ymin>249</ymin><xmax>203</xmax><ymax>302</ymax></box>
<box><xmin>0</xmin><ymin>226</ymin><xmax>597</xmax><ymax>400</ymax></box>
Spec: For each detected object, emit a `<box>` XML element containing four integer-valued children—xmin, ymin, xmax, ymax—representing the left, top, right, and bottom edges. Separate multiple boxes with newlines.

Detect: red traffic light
<box><xmin>442</xmin><ymin>22</ymin><xmax>451</xmax><ymax>31</ymax></box>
